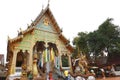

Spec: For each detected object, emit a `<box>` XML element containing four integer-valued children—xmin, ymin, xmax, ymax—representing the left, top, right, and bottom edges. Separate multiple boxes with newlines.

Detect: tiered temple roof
<box><xmin>7</xmin><ymin>6</ymin><xmax>74</xmax><ymax>57</ymax></box>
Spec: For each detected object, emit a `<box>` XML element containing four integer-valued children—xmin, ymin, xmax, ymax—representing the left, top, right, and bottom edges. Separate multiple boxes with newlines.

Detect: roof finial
<box><xmin>47</xmin><ymin>0</ymin><xmax>50</xmax><ymax>7</ymax></box>
<box><xmin>20</xmin><ymin>28</ymin><xmax>22</xmax><ymax>32</ymax></box>
<box><xmin>8</xmin><ymin>35</ymin><xmax>10</xmax><ymax>40</ymax></box>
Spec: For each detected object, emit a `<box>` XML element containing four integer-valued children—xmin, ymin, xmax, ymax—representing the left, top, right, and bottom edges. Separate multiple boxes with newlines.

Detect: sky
<box><xmin>0</xmin><ymin>0</ymin><xmax>120</xmax><ymax>61</ymax></box>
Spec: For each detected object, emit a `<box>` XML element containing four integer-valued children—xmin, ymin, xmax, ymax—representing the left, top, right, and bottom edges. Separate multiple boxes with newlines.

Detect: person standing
<box><xmin>49</xmin><ymin>71</ymin><xmax>53</xmax><ymax>80</ymax></box>
<box><xmin>100</xmin><ymin>68</ymin><xmax>105</xmax><ymax>79</ymax></box>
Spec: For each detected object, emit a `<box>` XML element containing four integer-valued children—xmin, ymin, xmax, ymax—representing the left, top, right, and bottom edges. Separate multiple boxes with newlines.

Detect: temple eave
<box><xmin>59</xmin><ymin>34</ymin><xmax>69</xmax><ymax>44</ymax></box>
<box><xmin>9</xmin><ymin>35</ymin><xmax>23</xmax><ymax>43</ymax></box>
<box><xmin>8</xmin><ymin>27</ymin><xmax>34</xmax><ymax>44</ymax></box>
<box><xmin>22</xmin><ymin>27</ymin><xmax>34</xmax><ymax>35</ymax></box>
<box><xmin>66</xmin><ymin>44</ymin><xmax>74</xmax><ymax>53</ymax></box>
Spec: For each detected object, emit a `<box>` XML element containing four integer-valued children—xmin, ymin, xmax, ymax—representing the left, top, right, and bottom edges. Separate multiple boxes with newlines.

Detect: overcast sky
<box><xmin>0</xmin><ymin>0</ymin><xmax>120</xmax><ymax>60</ymax></box>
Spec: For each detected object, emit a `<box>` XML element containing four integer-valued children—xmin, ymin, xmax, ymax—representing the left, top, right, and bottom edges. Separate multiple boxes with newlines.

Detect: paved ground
<box><xmin>97</xmin><ymin>77</ymin><xmax>120</xmax><ymax>80</ymax></box>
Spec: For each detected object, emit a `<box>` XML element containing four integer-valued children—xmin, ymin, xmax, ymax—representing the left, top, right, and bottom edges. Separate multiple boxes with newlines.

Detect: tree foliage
<box><xmin>72</xmin><ymin>18</ymin><xmax>120</xmax><ymax>62</ymax></box>
<box><xmin>73</xmin><ymin>32</ymin><xmax>89</xmax><ymax>57</ymax></box>
<box><xmin>97</xmin><ymin>18</ymin><xmax>120</xmax><ymax>54</ymax></box>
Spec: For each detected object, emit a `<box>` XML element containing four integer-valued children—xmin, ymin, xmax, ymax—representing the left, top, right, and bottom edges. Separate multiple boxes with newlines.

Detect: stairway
<box><xmin>37</xmin><ymin>66</ymin><xmax>65</xmax><ymax>80</ymax></box>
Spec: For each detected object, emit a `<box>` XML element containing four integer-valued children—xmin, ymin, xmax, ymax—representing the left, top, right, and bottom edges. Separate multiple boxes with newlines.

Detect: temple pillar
<box><xmin>60</xmin><ymin>54</ymin><xmax>63</xmax><ymax>70</ymax></box>
<box><xmin>26</xmin><ymin>50</ymin><xmax>31</xmax><ymax>71</ymax></box>
<box><xmin>28</xmin><ymin>31</ymin><xmax>34</xmax><ymax>71</ymax></box>
<box><xmin>28</xmin><ymin>42</ymin><xmax>34</xmax><ymax>71</ymax></box>
<box><xmin>28</xmin><ymin>52</ymin><xmax>32</xmax><ymax>71</ymax></box>
<box><xmin>10</xmin><ymin>50</ymin><xmax>18</xmax><ymax>75</ymax></box>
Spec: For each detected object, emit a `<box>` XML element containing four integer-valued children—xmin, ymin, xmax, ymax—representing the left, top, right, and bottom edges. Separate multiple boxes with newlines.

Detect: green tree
<box><xmin>73</xmin><ymin>32</ymin><xmax>89</xmax><ymax>58</ymax></box>
<box><xmin>97</xmin><ymin>18</ymin><xmax>120</xmax><ymax>54</ymax></box>
<box><xmin>96</xmin><ymin>18</ymin><xmax>120</xmax><ymax>64</ymax></box>
<box><xmin>87</xmin><ymin>18</ymin><xmax>120</xmax><ymax>55</ymax></box>
<box><xmin>72</xmin><ymin>18</ymin><xmax>120</xmax><ymax>64</ymax></box>
<box><xmin>87</xmin><ymin>31</ymin><xmax>104</xmax><ymax>56</ymax></box>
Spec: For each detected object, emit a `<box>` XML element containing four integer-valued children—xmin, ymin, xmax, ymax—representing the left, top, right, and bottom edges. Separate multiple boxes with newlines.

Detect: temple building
<box><xmin>6</xmin><ymin>5</ymin><xmax>74</xmax><ymax>79</ymax></box>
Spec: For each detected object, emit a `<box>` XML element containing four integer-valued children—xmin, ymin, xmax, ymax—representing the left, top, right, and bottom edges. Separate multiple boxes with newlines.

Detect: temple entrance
<box><xmin>33</xmin><ymin>41</ymin><xmax>45</xmax><ymax>72</ymax></box>
<box><xmin>14</xmin><ymin>50</ymin><xmax>24</xmax><ymax>77</ymax></box>
<box><xmin>16</xmin><ymin>50</ymin><xmax>24</xmax><ymax>67</ymax></box>
<box><xmin>33</xmin><ymin>41</ymin><xmax>59</xmax><ymax>74</ymax></box>
<box><xmin>47</xmin><ymin>42</ymin><xmax>59</xmax><ymax>71</ymax></box>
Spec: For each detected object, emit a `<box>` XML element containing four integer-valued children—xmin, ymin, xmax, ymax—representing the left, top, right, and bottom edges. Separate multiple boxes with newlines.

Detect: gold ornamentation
<box><xmin>43</xmin><ymin>18</ymin><xmax>49</xmax><ymax>26</ymax></box>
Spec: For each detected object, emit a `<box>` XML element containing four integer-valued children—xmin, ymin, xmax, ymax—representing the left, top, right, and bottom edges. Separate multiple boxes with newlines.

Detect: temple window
<box><xmin>61</xmin><ymin>54</ymin><xmax>69</xmax><ymax>67</ymax></box>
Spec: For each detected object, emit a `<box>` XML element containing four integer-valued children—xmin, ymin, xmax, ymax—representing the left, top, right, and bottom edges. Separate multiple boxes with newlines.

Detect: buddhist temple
<box><xmin>6</xmin><ymin>5</ymin><xmax>74</xmax><ymax>79</ymax></box>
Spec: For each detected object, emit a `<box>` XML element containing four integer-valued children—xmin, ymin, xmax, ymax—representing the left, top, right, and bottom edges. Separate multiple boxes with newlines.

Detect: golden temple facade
<box><xmin>6</xmin><ymin>6</ymin><xmax>74</xmax><ymax>79</ymax></box>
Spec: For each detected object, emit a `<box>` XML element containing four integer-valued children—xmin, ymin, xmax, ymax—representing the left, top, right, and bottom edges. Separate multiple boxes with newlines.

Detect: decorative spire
<box><xmin>8</xmin><ymin>36</ymin><xmax>10</xmax><ymax>40</ymax></box>
<box><xmin>27</xmin><ymin>24</ymin><xmax>30</xmax><ymax>28</ymax></box>
<box><xmin>31</xmin><ymin>20</ymin><xmax>35</xmax><ymax>26</ymax></box>
<box><xmin>19</xmin><ymin>28</ymin><xmax>22</xmax><ymax>32</ymax></box>
<box><xmin>47</xmin><ymin>0</ymin><xmax>50</xmax><ymax>7</ymax></box>
<box><xmin>17</xmin><ymin>28</ymin><xmax>23</xmax><ymax>36</ymax></box>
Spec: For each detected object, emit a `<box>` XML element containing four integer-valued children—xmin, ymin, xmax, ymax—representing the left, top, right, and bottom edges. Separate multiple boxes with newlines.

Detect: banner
<box><xmin>50</xmin><ymin>48</ymin><xmax>54</xmax><ymax>62</ymax></box>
